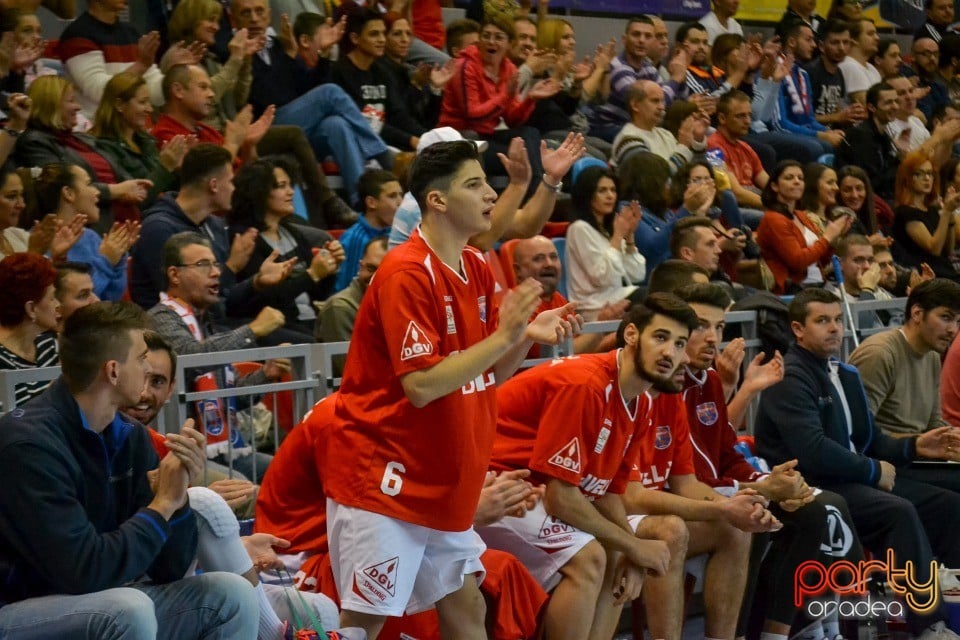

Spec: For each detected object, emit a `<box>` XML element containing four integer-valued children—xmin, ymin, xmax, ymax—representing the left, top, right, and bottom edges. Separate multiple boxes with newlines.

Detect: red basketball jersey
<box><xmin>491</xmin><ymin>351</ymin><xmax>649</xmax><ymax>498</ymax></box>
<box><xmin>630</xmin><ymin>391</ymin><xmax>697</xmax><ymax>490</ymax></box>
<box><xmin>254</xmin><ymin>395</ymin><xmax>334</xmax><ymax>554</ymax></box>
<box><xmin>325</xmin><ymin>230</ymin><xmax>499</xmax><ymax>531</ymax></box>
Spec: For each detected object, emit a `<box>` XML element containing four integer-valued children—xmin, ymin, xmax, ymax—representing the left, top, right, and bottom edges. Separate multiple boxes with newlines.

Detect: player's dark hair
<box><xmin>615</xmin><ymin>292</ymin><xmax>700</xmax><ymax>347</ymax></box>
<box><xmin>675</xmin><ymin>282</ymin><xmax>732</xmax><ymax>311</ymax></box>
<box><xmin>408</xmin><ymin>140</ymin><xmax>481</xmax><ymax>212</ymax></box>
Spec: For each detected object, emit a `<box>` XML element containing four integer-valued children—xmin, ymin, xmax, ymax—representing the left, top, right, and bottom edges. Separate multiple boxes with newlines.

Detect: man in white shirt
<box><xmin>837</xmin><ymin>18</ymin><xmax>882</xmax><ymax>104</ymax></box>
<box><xmin>699</xmin><ymin>0</ymin><xmax>743</xmax><ymax>44</ymax></box>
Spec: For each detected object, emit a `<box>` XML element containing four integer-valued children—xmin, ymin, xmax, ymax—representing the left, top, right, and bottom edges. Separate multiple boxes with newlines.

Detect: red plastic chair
<box><xmin>498</xmin><ymin>239</ymin><xmax>520</xmax><ymax>289</ymax></box>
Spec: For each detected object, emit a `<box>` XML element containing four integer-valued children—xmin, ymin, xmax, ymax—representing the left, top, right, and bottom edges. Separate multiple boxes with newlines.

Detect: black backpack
<box><xmin>723</xmin><ymin>292</ymin><xmax>794</xmax><ymax>362</ymax></box>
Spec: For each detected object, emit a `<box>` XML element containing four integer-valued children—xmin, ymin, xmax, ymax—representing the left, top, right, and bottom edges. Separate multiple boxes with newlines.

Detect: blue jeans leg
<box><xmin>275</xmin><ymin>84</ymin><xmax>388</xmax><ymax>204</ymax></box>
<box><xmin>137</xmin><ymin>572</ymin><xmax>259</xmax><ymax>640</ymax></box>
<box><xmin>0</xmin><ymin>588</ymin><xmax>157</xmax><ymax>640</ymax></box>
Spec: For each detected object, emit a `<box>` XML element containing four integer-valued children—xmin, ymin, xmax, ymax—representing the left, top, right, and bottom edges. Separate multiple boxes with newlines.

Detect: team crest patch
<box><xmin>696</xmin><ymin>402</ymin><xmax>719</xmax><ymax>426</ymax></box>
<box><xmin>355</xmin><ymin>556</ymin><xmax>399</xmax><ymax>603</ymax></box>
<box><xmin>400</xmin><ymin>321</ymin><xmax>434</xmax><ymax>361</ymax></box>
<box><xmin>478</xmin><ymin>296</ymin><xmax>487</xmax><ymax>323</ymax></box>
<box><xmin>548</xmin><ymin>437</ymin><xmax>582</xmax><ymax>473</ymax></box>
<box><xmin>654</xmin><ymin>425</ymin><xmax>672</xmax><ymax>450</ymax></box>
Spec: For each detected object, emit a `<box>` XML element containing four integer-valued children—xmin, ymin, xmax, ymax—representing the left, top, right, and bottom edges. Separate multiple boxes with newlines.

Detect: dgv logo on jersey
<box><xmin>400</xmin><ymin>321</ymin><xmax>434</xmax><ymax>361</ymax></box>
<box><xmin>357</xmin><ymin>556</ymin><xmax>399</xmax><ymax>603</ymax></box>
<box><xmin>548</xmin><ymin>437</ymin><xmax>582</xmax><ymax>473</ymax></box>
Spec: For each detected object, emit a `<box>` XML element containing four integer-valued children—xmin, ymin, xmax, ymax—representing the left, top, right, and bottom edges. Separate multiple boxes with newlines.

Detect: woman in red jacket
<box><xmin>439</xmin><ymin>14</ymin><xmax>560</xmax><ymax>195</ymax></box>
<box><xmin>756</xmin><ymin>160</ymin><xmax>851</xmax><ymax>294</ymax></box>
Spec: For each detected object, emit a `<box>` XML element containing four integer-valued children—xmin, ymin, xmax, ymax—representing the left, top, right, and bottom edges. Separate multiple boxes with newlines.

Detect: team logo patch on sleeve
<box><xmin>355</xmin><ymin>556</ymin><xmax>399</xmax><ymax>603</ymax></box>
<box><xmin>478</xmin><ymin>296</ymin><xmax>487</xmax><ymax>323</ymax></box>
<box><xmin>594</xmin><ymin>426</ymin><xmax>611</xmax><ymax>454</ymax></box>
<box><xmin>400</xmin><ymin>321</ymin><xmax>434</xmax><ymax>361</ymax></box>
<box><xmin>696</xmin><ymin>402</ymin><xmax>719</xmax><ymax>426</ymax></box>
<box><xmin>653</xmin><ymin>425</ymin><xmax>672</xmax><ymax>450</ymax></box>
<box><xmin>548</xmin><ymin>437</ymin><xmax>582</xmax><ymax>472</ymax></box>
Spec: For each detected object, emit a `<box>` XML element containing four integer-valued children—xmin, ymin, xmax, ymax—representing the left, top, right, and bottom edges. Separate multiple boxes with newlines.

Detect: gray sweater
<box><xmin>847</xmin><ymin>329</ymin><xmax>948</xmax><ymax>437</ymax></box>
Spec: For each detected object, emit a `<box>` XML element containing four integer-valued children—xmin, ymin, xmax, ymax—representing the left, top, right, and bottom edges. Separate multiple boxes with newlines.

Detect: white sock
<box><xmin>255</xmin><ymin>582</ymin><xmax>285</xmax><ymax>640</ymax></box>
<box><xmin>759</xmin><ymin>633</ymin><xmax>788</xmax><ymax>640</ymax></box>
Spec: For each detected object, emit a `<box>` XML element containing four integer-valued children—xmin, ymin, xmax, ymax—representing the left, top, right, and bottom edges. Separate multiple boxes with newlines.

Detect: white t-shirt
<box><xmin>887</xmin><ymin>116</ymin><xmax>931</xmax><ymax>151</ymax></box>
<box><xmin>797</xmin><ymin>222</ymin><xmax>824</xmax><ymax>284</ymax></box>
<box><xmin>837</xmin><ymin>58</ymin><xmax>882</xmax><ymax>95</ymax></box>
<box><xmin>699</xmin><ymin>11</ymin><xmax>743</xmax><ymax>44</ymax></box>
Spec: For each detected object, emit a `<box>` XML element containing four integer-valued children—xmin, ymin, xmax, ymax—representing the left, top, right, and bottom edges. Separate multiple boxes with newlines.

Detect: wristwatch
<box><xmin>542</xmin><ymin>173</ymin><xmax>562</xmax><ymax>193</ymax></box>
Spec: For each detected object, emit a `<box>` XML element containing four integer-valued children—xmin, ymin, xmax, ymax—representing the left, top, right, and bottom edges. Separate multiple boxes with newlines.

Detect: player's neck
<box><xmin>420</xmin><ymin>218</ymin><xmax>468</xmax><ymax>272</ymax></box>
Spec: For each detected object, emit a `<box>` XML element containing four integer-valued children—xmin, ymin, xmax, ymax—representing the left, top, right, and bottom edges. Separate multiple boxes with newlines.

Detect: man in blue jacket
<box><xmin>0</xmin><ymin>302</ymin><xmax>257</xmax><ymax>639</ymax></box>
<box><xmin>756</xmin><ymin>288</ymin><xmax>960</xmax><ymax>640</ymax></box>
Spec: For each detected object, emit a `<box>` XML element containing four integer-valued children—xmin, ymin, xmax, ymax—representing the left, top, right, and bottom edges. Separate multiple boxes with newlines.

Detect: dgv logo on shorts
<box><xmin>356</xmin><ymin>557</ymin><xmax>399</xmax><ymax>602</ymax></box>
<box><xmin>538</xmin><ymin>513</ymin><xmax>575</xmax><ymax>545</ymax></box>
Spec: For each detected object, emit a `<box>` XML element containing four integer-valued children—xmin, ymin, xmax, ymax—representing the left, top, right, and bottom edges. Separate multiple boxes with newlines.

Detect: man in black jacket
<box><xmin>0</xmin><ymin>302</ymin><xmax>257</xmax><ymax>639</ymax></box>
<box><xmin>835</xmin><ymin>82</ymin><xmax>901</xmax><ymax>201</ymax></box>
<box><xmin>756</xmin><ymin>288</ymin><xmax>960</xmax><ymax>640</ymax></box>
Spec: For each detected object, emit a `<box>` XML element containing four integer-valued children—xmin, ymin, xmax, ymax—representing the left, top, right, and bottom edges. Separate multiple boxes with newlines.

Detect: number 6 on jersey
<box><xmin>380</xmin><ymin>461</ymin><xmax>406</xmax><ymax>496</ymax></box>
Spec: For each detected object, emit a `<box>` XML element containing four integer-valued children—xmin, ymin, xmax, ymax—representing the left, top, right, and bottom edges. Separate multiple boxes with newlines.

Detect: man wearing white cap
<box><xmin>388</xmin><ymin>127</ymin><xmax>586</xmax><ymax>251</ymax></box>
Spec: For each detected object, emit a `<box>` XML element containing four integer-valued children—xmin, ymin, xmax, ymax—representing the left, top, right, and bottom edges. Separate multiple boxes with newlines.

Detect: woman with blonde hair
<box><xmin>91</xmin><ymin>72</ymin><xmax>187</xmax><ymax>206</ymax></box>
<box><xmin>14</xmin><ymin>75</ymin><xmax>153</xmax><ymax>230</ymax></box>
<box><xmin>167</xmin><ymin>0</ymin><xmax>257</xmax><ymax>130</ymax></box>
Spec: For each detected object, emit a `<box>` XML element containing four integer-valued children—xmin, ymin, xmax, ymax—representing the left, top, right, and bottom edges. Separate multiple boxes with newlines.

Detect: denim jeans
<box><xmin>0</xmin><ymin>572</ymin><xmax>258</xmax><ymax>640</ymax></box>
<box><xmin>275</xmin><ymin>84</ymin><xmax>388</xmax><ymax>205</ymax></box>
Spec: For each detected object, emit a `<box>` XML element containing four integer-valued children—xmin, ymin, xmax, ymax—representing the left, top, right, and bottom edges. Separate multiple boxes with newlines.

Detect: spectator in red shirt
<box><xmin>708</xmin><ymin>89</ymin><xmax>769</xmax><ymax>226</ymax></box>
<box><xmin>439</xmin><ymin>15</ymin><xmax>561</xmax><ymax>197</ymax></box>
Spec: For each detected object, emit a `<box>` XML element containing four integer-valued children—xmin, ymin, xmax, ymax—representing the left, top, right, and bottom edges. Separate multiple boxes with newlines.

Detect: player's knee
<box><xmin>439</xmin><ymin>577</ymin><xmax>487</xmax><ymax>628</ymax></box>
<box><xmin>642</xmin><ymin>515</ymin><xmax>689</xmax><ymax>558</ymax></box>
<box><xmin>565</xmin><ymin>540</ymin><xmax>606</xmax><ymax>588</ymax></box>
<box><xmin>716</xmin><ymin>519</ymin><xmax>751</xmax><ymax>554</ymax></box>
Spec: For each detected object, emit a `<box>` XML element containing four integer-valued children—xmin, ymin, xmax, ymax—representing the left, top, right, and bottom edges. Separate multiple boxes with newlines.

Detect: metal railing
<box><xmin>0</xmin><ymin>299</ymin><xmax>909</xmax><ymax>454</ymax></box>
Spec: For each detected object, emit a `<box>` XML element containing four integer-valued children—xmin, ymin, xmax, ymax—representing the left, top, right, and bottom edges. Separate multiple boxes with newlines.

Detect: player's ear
<box><xmin>622</xmin><ymin>322</ymin><xmax>639</xmax><ymax>347</ymax></box>
<box><xmin>425</xmin><ymin>188</ymin><xmax>446</xmax><ymax>212</ymax></box>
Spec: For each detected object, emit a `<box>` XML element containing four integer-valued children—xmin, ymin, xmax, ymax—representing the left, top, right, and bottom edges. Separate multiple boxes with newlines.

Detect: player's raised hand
<box><xmin>497</xmin><ymin>277</ymin><xmax>544</xmax><ymax>342</ymax></box>
<box><xmin>525</xmin><ymin>301</ymin><xmax>583</xmax><ymax>345</ymax></box>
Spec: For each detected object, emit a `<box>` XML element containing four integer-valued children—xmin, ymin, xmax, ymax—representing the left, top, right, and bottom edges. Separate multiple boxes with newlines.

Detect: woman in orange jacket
<box><xmin>756</xmin><ymin>160</ymin><xmax>852</xmax><ymax>293</ymax></box>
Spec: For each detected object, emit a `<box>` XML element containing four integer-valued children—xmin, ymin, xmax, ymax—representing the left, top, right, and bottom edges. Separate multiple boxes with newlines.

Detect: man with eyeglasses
<box><xmin>147</xmin><ymin>231</ymin><xmax>288</xmax><ymax>482</ymax></box>
<box><xmin>315</xmin><ymin>236</ymin><xmax>387</xmax><ymax>372</ymax></box>
<box><xmin>910</xmin><ymin>37</ymin><xmax>951</xmax><ymax>120</ymax></box>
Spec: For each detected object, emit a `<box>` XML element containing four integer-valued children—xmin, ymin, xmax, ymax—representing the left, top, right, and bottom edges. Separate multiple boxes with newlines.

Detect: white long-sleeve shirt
<box><xmin>565</xmin><ymin>220</ymin><xmax>646</xmax><ymax>320</ymax></box>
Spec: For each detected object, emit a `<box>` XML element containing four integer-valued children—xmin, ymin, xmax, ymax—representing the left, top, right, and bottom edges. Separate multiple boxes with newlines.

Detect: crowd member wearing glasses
<box><xmin>315</xmin><ymin>236</ymin><xmax>387</xmax><ymax>374</ymax></box>
<box><xmin>147</xmin><ymin>231</ymin><xmax>288</xmax><ymax>482</ymax></box>
<box><xmin>891</xmin><ymin>151</ymin><xmax>960</xmax><ymax>280</ymax></box>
